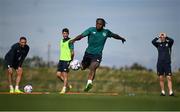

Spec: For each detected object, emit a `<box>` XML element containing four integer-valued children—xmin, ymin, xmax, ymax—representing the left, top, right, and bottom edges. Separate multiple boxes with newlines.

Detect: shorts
<box><xmin>157</xmin><ymin>62</ymin><xmax>172</xmax><ymax>76</ymax></box>
<box><xmin>4</xmin><ymin>60</ymin><xmax>20</xmax><ymax>70</ymax></box>
<box><xmin>81</xmin><ymin>52</ymin><xmax>102</xmax><ymax>70</ymax></box>
<box><xmin>57</xmin><ymin>60</ymin><xmax>70</xmax><ymax>72</ymax></box>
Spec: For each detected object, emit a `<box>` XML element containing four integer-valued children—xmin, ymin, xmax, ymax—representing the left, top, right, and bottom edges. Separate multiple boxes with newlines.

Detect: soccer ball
<box><xmin>69</xmin><ymin>59</ymin><xmax>81</xmax><ymax>70</ymax></box>
<box><xmin>24</xmin><ymin>84</ymin><xmax>33</xmax><ymax>93</ymax></box>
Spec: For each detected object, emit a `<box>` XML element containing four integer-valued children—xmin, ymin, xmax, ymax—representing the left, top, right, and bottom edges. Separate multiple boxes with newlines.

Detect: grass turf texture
<box><xmin>0</xmin><ymin>93</ymin><xmax>179</xmax><ymax>111</ymax></box>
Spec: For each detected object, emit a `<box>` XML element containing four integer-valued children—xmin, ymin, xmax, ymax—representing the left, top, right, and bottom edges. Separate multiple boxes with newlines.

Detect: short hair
<box><xmin>96</xmin><ymin>18</ymin><xmax>106</xmax><ymax>27</ymax></box>
<box><xmin>159</xmin><ymin>32</ymin><xmax>167</xmax><ymax>37</ymax></box>
<box><xmin>19</xmin><ymin>37</ymin><xmax>27</xmax><ymax>41</ymax></box>
<box><xmin>62</xmin><ymin>28</ymin><xmax>69</xmax><ymax>33</ymax></box>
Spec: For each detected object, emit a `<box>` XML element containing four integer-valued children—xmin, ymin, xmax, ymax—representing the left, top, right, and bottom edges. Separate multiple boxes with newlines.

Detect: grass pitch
<box><xmin>0</xmin><ymin>92</ymin><xmax>179</xmax><ymax>111</ymax></box>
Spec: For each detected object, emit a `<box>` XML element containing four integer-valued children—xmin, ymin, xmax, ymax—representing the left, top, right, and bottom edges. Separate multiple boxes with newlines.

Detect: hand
<box><xmin>16</xmin><ymin>67</ymin><xmax>23</xmax><ymax>75</ymax></box>
<box><xmin>121</xmin><ymin>38</ymin><xmax>126</xmax><ymax>44</ymax></box>
<box><xmin>8</xmin><ymin>67</ymin><xmax>13</xmax><ymax>74</ymax></box>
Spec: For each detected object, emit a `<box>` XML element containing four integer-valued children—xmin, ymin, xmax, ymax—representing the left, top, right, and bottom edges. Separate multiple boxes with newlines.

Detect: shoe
<box><xmin>160</xmin><ymin>93</ymin><xmax>165</xmax><ymax>96</ymax></box>
<box><xmin>169</xmin><ymin>93</ymin><xmax>174</xmax><ymax>96</ymax></box>
<box><xmin>15</xmin><ymin>89</ymin><xmax>24</xmax><ymax>94</ymax></box>
<box><xmin>9</xmin><ymin>88</ymin><xmax>14</xmax><ymax>93</ymax></box>
<box><xmin>59</xmin><ymin>87</ymin><xmax>66</xmax><ymax>94</ymax></box>
<box><xmin>84</xmin><ymin>83</ymin><xmax>93</xmax><ymax>92</ymax></box>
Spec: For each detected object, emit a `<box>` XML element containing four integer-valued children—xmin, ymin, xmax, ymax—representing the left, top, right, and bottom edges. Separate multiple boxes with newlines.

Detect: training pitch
<box><xmin>0</xmin><ymin>92</ymin><xmax>179</xmax><ymax>111</ymax></box>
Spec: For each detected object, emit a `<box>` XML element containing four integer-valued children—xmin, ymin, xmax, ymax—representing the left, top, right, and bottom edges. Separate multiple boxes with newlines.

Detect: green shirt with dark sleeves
<box><xmin>81</xmin><ymin>27</ymin><xmax>113</xmax><ymax>55</ymax></box>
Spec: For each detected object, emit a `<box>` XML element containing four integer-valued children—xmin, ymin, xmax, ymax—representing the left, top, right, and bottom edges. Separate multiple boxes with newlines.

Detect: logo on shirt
<box><xmin>93</xmin><ymin>32</ymin><xmax>96</xmax><ymax>34</ymax></box>
<box><xmin>166</xmin><ymin>43</ymin><xmax>168</xmax><ymax>47</ymax></box>
<box><xmin>103</xmin><ymin>32</ymin><xmax>107</xmax><ymax>37</ymax></box>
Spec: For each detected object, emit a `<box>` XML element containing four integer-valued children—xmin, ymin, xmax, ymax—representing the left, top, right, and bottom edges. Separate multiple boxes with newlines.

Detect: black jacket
<box><xmin>152</xmin><ymin>37</ymin><xmax>174</xmax><ymax>64</ymax></box>
<box><xmin>5</xmin><ymin>43</ymin><xmax>29</xmax><ymax>67</ymax></box>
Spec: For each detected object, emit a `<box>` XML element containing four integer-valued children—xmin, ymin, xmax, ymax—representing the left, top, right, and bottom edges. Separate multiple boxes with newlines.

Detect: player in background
<box><xmin>70</xmin><ymin>18</ymin><xmax>126</xmax><ymax>92</ymax></box>
<box><xmin>56</xmin><ymin>28</ymin><xmax>74</xmax><ymax>94</ymax></box>
<box><xmin>152</xmin><ymin>32</ymin><xmax>174</xmax><ymax>96</ymax></box>
<box><xmin>4</xmin><ymin>37</ymin><xmax>29</xmax><ymax>93</ymax></box>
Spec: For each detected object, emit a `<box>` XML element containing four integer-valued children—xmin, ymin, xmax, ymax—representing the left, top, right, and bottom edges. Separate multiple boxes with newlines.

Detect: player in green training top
<box><xmin>70</xmin><ymin>18</ymin><xmax>126</xmax><ymax>92</ymax></box>
<box><xmin>56</xmin><ymin>28</ymin><xmax>74</xmax><ymax>94</ymax></box>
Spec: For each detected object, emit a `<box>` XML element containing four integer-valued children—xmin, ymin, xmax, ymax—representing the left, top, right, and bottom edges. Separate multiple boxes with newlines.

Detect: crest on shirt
<box><xmin>103</xmin><ymin>32</ymin><xmax>106</xmax><ymax>37</ymax></box>
<box><xmin>93</xmin><ymin>32</ymin><xmax>96</xmax><ymax>34</ymax></box>
<box><xmin>166</xmin><ymin>43</ymin><xmax>168</xmax><ymax>47</ymax></box>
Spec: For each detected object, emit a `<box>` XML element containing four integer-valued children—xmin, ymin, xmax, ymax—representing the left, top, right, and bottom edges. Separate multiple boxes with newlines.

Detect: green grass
<box><xmin>0</xmin><ymin>93</ymin><xmax>179</xmax><ymax>111</ymax></box>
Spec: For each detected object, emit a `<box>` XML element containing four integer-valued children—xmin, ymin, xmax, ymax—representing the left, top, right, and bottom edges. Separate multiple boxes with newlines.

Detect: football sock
<box><xmin>169</xmin><ymin>90</ymin><xmax>173</xmax><ymax>95</ymax></box>
<box><xmin>10</xmin><ymin>85</ymin><xmax>14</xmax><ymax>90</ymax></box>
<box><xmin>15</xmin><ymin>85</ymin><xmax>19</xmax><ymax>90</ymax></box>
<box><xmin>161</xmin><ymin>90</ymin><xmax>165</xmax><ymax>94</ymax></box>
<box><xmin>87</xmin><ymin>80</ymin><xmax>92</xmax><ymax>84</ymax></box>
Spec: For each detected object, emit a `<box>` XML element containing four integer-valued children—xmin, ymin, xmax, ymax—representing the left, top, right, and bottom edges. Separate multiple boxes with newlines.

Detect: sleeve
<box><xmin>81</xmin><ymin>27</ymin><xmax>92</xmax><ymax>37</ymax></box>
<box><xmin>106</xmin><ymin>29</ymin><xmax>114</xmax><ymax>38</ymax></box>
<box><xmin>6</xmin><ymin>44</ymin><xmax>17</xmax><ymax>67</ymax></box>
<box><xmin>152</xmin><ymin>37</ymin><xmax>159</xmax><ymax>48</ymax></box>
<box><xmin>166</xmin><ymin>37</ymin><xmax>174</xmax><ymax>48</ymax></box>
<box><xmin>18</xmin><ymin>46</ymin><xmax>30</xmax><ymax>67</ymax></box>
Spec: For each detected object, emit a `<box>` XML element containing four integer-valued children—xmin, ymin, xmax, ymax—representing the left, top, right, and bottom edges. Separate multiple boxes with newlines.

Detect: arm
<box><xmin>69</xmin><ymin>42</ymin><xmax>74</xmax><ymax>61</ymax></box>
<box><xmin>70</xmin><ymin>35</ymin><xmax>84</xmax><ymax>44</ymax></box>
<box><xmin>166</xmin><ymin>37</ymin><xmax>174</xmax><ymax>47</ymax></box>
<box><xmin>71</xmin><ymin>50</ymin><xmax>74</xmax><ymax>61</ymax></box>
<box><xmin>18</xmin><ymin>46</ymin><xmax>29</xmax><ymax>67</ymax></box>
<box><xmin>111</xmin><ymin>33</ymin><xmax>126</xmax><ymax>43</ymax></box>
<box><xmin>152</xmin><ymin>37</ymin><xmax>159</xmax><ymax>48</ymax></box>
<box><xmin>70</xmin><ymin>27</ymin><xmax>91</xmax><ymax>44</ymax></box>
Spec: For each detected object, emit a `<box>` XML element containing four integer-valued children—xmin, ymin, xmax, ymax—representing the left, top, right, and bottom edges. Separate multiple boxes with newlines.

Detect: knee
<box><xmin>159</xmin><ymin>76</ymin><xmax>164</xmax><ymax>81</ymax></box>
<box><xmin>167</xmin><ymin>76</ymin><xmax>172</xmax><ymax>81</ymax></box>
<box><xmin>56</xmin><ymin>72</ymin><xmax>61</xmax><ymax>77</ymax></box>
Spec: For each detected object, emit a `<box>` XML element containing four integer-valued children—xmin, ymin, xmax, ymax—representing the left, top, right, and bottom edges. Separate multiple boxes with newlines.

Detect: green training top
<box><xmin>81</xmin><ymin>27</ymin><xmax>114</xmax><ymax>55</ymax></box>
<box><xmin>59</xmin><ymin>38</ymin><xmax>74</xmax><ymax>61</ymax></box>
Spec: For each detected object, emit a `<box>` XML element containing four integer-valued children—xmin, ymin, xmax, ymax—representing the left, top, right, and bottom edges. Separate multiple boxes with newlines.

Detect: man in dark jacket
<box><xmin>152</xmin><ymin>33</ymin><xmax>174</xmax><ymax>96</ymax></box>
<box><xmin>4</xmin><ymin>37</ymin><xmax>29</xmax><ymax>93</ymax></box>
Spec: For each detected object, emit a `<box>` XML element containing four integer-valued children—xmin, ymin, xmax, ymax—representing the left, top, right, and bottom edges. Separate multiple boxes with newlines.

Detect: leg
<box><xmin>56</xmin><ymin>71</ymin><xmax>64</xmax><ymax>82</ymax></box>
<box><xmin>159</xmin><ymin>75</ymin><xmax>165</xmax><ymax>95</ymax></box>
<box><xmin>165</xmin><ymin>63</ymin><xmax>174</xmax><ymax>96</ymax></box>
<box><xmin>15</xmin><ymin>67</ymin><xmax>23</xmax><ymax>87</ymax></box>
<box><xmin>15</xmin><ymin>67</ymin><xmax>23</xmax><ymax>93</ymax></box>
<box><xmin>84</xmin><ymin>61</ymin><xmax>100</xmax><ymax>92</ymax></box>
<box><xmin>167</xmin><ymin>75</ymin><xmax>173</xmax><ymax>95</ymax></box>
<box><xmin>7</xmin><ymin>68</ymin><xmax>14</xmax><ymax>93</ymax></box>
<box><xmin>62</xmin><ymin>72</ymin><xmax>68</xmax><ymax>87</ymax></box>
<box><xmin>88</xmin><ymin>61</ymin><xmax>100</xmax><ymax>81</ymax></box>
<box><xmin>7</xmin><ymin>68</ymin><xmax>13</xmax><ymax>86</ymax></box>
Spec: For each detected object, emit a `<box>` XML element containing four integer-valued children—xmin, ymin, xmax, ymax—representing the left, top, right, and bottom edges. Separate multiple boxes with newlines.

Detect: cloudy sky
<box><xmin>0</xmin><ymin>0</ymin><xmax>180</xmax><ymax>70</ymax></box>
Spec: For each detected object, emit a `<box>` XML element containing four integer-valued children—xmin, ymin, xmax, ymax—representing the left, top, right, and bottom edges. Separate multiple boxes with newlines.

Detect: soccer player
<box><xmin>70</xmin><ymin>18</ymin><xmax>126</xmax><ymax>92</ymax></box>
<box><xmin>56</xmin><ymin>28</ymin><xmax>74</xmax><ymax>94</ymax></box>
<box><xmin>4</xmin><ymin>37</ymin><xmax>29</xmax><ymax>93</ymax></box>
<box><xmin>152</xmin><ymin>32</ymin><xmax>174</xmax><ymax>96</ymax></box>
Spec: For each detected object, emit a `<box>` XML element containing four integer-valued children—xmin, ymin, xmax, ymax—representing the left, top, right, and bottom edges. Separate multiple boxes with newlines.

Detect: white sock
<box><xmin>15</xmin><ymin>85</ymin><xmax>19</xmax><ymax>90</ymax></box>
<box><xmin>9</xmin><ymin>85</ymin><xmax>14</xmax><ymax>90</ymax></box>
<box><xmin>87</xmin><ymin>80</ymin><xmax>92</xmax><ymax>84</ymax></box>
<box><xmin>161</xmin><ymin>90</ymin><xmax>165</xmax><ymax>94</ymax></box>
<box><xmin>169</xmin><ymin>90</ymin><xmax>173</xmax><ymax>94</ymax></box>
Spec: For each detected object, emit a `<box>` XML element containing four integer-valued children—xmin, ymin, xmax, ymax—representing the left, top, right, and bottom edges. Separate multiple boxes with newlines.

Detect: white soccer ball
<box><xmin>24</xmin><ymin>85</ymin><xmax>33</xmax><ymax>93</ymax></box>
<box><xmin>70</xmin><ymin>59</ymin><xmax>81</xmax><ymax>70</ymax></box>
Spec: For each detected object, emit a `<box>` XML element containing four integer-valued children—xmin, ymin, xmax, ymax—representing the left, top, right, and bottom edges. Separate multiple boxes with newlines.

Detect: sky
<box><xmin>0</xmin><ymin>0</ymin><xmax>180</xmax><ymax>70</ymax></box>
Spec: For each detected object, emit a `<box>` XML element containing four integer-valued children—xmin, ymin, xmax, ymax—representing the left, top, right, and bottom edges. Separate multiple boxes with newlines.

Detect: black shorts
<box><xmin>157</xmin><ymin>62</ymin><xmax>172</xmax><ymax>76</ymax></box>
<box><xmin>57</xmin><ymin>60</ymin><xmax>70</xmax><ymax>72</ymax></box>
<box><xmin>81</xmin><ymin>52</ymin><xmax>102</xmax><ymax>70</ymax></box>
<box><xmin>4</xmin><ymin>60</ymin><xmax>20</xmax><ymax>70</ymax></box>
